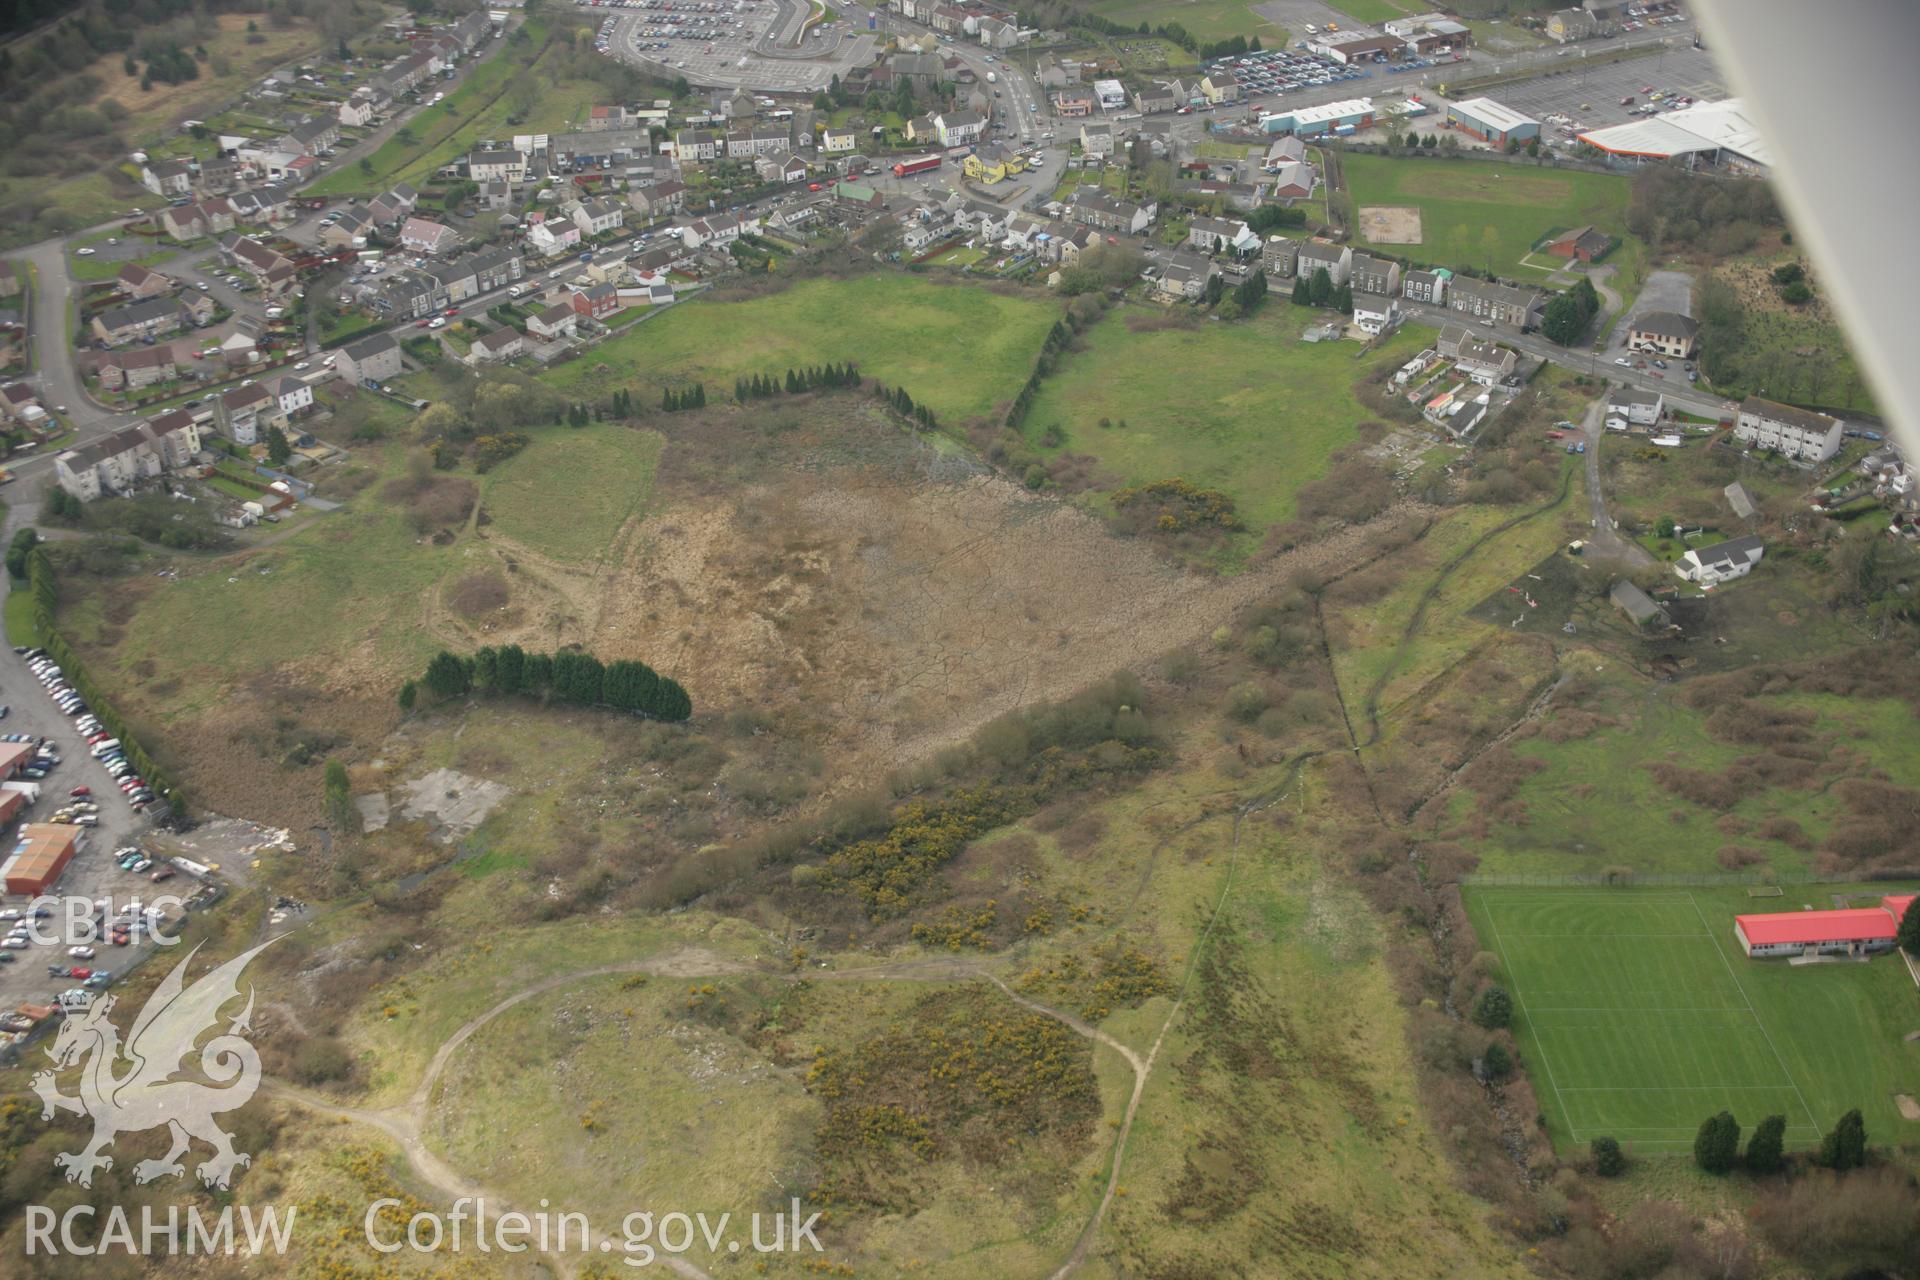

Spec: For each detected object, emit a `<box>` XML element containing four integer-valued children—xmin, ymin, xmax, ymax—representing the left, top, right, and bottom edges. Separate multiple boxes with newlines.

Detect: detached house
<box><xmin>162</xmin><ymin>199</ymin><xmax>235</xmax><ymax>241</ymax></box>
<box><xmin>527</xmin><ymin>303</ymin><xmax>579</xmax><ymax>342</ymax></box>
<box><xmin>822</xmin><ymin>127</ymin><xmax>857</xmax><ymax>154</ymax></box>
<box><xmin>527</xmin><ymin>216</ymin><xmax>581</xmax><ymax>257</ymax></box>
<box><xmin>140</xmin><ymin>159</ymin><xmax>193</xmax><ymax>198</ymax></box>
<box><xmin>268</xmin><ymin>375</ymin><xmax>314</xmax><ymax>420</ymax></box>
<box><xmin>1627</xmin><ymin>310</ymin><xmax>1700</xmax><ymax>359</ymax></box>
<box><xmin>334</xmin><ymin>332</ymin><xmax>403</xmax><ymax>386</ymax></box>
<box><xmin>570</xmin><ymin>282</ymin><xmax>620</xmax><ymax>321</ymax></box>
<box><xmin>1186</xmin><ymin>216</ymin><xmax>1255</xmax><ymax>255</ymax></box>
<box><xmin>934</xmin><ymin>111</ymin><xmax>986</xmax><ymax>148</ymax></box>
<box><xmin>400</xmin><ymin>216</ymin><xmax>460</xmax><ymax>255</ymax></box>
<box><xmin>468</xmin><ymin>148</ymin><xmax>527</xmax><ymax>184</ymax></box>
<box><xmin>469</xmin><ymin>327</ymin><xmax>527</xmax><ymax>364</ymax></box>
<box><xmin>1675</xmin><ymin>534</ymin><xmax>1765</xmax><ymax>587</ymax></box>
<box><xmin>1157</xmin><ymin>252</ymin><xmax>1215</xmax><ymax>300</ymax></box>
<box><xmin>1079</xmin><ymin>122</ymin><xmax>1114</xmax><ymax>159</ymax></box>
<box><xmin>1606</xmin><ymin>386</ymin><xmax>1664</xmax><ymax>428</ymax></box>
<box><xmin>366</xmin><ymin>184</ymin><xmax>420</xmax><ymax>227</ymax></box>
<box><xmin>756</xmin><ymin>151</ymin><xmax>810</xmax><ymax>184</ymax></box>
<box><xmin>570</xmin><ymin>197</ymin><xmax>625</xmax><ymax>237</ymax></box>
<box><xmin>682</xmin><ymin>213</ymin><xmax>755</xmax><ymax>250</ymax></box>
<box><xmin>116</xmin><ymin>262</ymin><xmax>175</xmax><ymax>300</ymax></box>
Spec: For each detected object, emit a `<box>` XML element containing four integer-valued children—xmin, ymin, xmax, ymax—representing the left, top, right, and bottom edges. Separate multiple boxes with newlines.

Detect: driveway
<box><xmin>1603</xmin><ymin>267</ymin><xmax>1693</xmax><ymax>355</ymax></box>
<box><xmin>1577</xmin><ymin>392</ymin><xmax>1655</xmax><ymax>568</ymax></box>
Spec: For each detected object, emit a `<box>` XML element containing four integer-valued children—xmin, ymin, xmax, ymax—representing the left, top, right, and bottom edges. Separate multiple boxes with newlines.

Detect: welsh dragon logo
<box><xmin>32</xmin><ymin>941</ymin><xmax>271</xmax><ymax>1190</ymax></box>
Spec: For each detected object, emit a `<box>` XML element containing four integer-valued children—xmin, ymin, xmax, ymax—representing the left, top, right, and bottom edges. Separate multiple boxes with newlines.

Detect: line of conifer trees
<box><xmin>734</xmin><ymin>362</ymin><xmax>861</xmax><ymax>402</ymax></box>
<box><xmin>869</xmin><ymin>382</ymin><xmax>936</xmax><ymax>429</ymax></box>
<box><xmin>408</xmin><ymin>646</ymin><xmax>692</xmax><ymax>721</ymax></box>
<box><xmin>662</xmin><ymin>384</ymin><xmax>706</xmax><ymax>412</ymax></box>
<box><xmin>1005</xmin><ymin>316</ymin><xmax>1079</xmax><ymax>430</ymax></box>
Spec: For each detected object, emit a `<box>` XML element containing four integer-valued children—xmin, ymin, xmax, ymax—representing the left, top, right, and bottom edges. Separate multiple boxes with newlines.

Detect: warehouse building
<box><xmin>1446</xmin><ymin>97</ymin><xmax>1539</xmax><ymax>146</ymax></box>
<box><xmin>0</xmin><ymin>741</ymin><xmax>36</xmax><ymax>779</ymax></box>
<box><xmin>1257</xmin><ymin>97</ymin><xmax>1375</xmax><ymax>137</ymax></box>
<box><xmin>1576</xmin><ymin>99</ymin><xmax>1771</xmax><ymax>172</ymax></box>
<box><xmin>2</xmin><ymin>823</ymin><xmax>83</xmax><ymax>896</ymax></box>
<box><xmin>1734</xmin><ymin>894</ymin><xmax>1914</xmax><ymax>959</ymax></box>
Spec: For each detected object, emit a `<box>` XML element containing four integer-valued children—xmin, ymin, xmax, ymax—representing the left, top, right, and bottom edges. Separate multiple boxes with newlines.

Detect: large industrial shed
<box><xmin>1446</xmin><ymin>96</ymin><xmax>1540</xmax><ymax>146</ymax></box>
<box><xmin>1577</xmin><ymin>99</ymin><xmax>1772</xmax><ymax>171</ymax></box>
<box><xmin>1734</xmin><ymin>894</ymin><xmax>1915</xmax><ymax>959</ymax></box>
<box><xmin>1257</xmin><ymin>97</ymin><xmax>1376</xmax><ymax>137</ymax></box>
<box><xmin>2</xmin><ymin>823</ymin><xmax>83</xmax><ymax>896</ymax></box>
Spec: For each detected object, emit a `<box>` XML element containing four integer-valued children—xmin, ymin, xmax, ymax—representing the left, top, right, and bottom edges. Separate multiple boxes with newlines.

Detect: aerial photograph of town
<box><xmin>0</xmin><ymin>0</ymin><xmax>1912</xmax><ymax>1275</ymax></box>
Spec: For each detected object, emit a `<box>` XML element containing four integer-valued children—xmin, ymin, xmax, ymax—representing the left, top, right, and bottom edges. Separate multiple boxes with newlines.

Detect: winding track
<box><xmin>265</xmin><ymin>765</ymin><xmax>1308</xmax><ymax>1278</ymax></box>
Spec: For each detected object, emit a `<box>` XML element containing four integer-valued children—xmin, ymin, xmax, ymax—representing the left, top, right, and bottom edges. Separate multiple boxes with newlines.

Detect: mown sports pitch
<box><xmin>1463</xmin><ymin>887</ymin><xmax>1920</xmax><ymax>1154</ymax></box>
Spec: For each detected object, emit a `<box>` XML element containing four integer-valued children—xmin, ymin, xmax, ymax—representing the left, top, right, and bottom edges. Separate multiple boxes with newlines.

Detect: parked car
<box><xmin>67</xmin><ymin>946</ymin><xmax>95</xmax><ymax>959</ymax></box>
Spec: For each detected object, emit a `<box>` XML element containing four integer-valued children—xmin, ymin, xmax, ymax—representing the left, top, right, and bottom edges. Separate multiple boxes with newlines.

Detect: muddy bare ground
<box><xmin>441</xmin><ymin>403</ymin><xmax>1426</xmax><ymax>778</ymax></box>
<box><xmin>87</xmin><ymin>401</ymin><xmax>1422</xmax><ymax>824</ymax></box>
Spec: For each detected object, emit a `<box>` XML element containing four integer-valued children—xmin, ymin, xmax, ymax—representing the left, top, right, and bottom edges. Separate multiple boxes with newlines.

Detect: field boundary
<box><xmin>1462</xmin><ymin>869</ymin><xmax>1920</xmax><ymax>888</ymax></box>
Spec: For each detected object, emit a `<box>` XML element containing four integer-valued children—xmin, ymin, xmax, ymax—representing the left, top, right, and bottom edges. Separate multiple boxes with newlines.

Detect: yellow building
<box><xmin>963</xmin><ymin>147</ymin><xmax>1026</xmax><ymax>185</ymax></box>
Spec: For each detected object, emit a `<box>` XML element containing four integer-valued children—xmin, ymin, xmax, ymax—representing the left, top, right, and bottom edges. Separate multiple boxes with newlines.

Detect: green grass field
<box><xmin>310</xmin><ymin>21</ymin><xmax>554</xmax><ymax>197</ymax></box>
<box><xmin>1018</xmin><ymin>307</ymin><xmax>1430</xmax><ymax>541</ymax></box>
<box><xmin>481</xmin><ymin>421</ymin><xmax>660</xmax><ymax>563</ymax></box>
<box><xmin>1087</xmin><ymin>0</ymin><xmax>1279</xmax><ymax>44</ymax></box>
<box><xmin>1452</xmin><ymin>665</ymin><xmax>1915</xmax><ymax>879</ymax></box>
<box><xmin>542</xmin><ymin>274</ymin><xmax>1060</xmax><ymax>424</ymax></box>
<box><xmin>1464</xmin><ymin>887</ymin><xmax>1920</xmax><ymax>1154</ymax></box>
<box><xmin>1326</xmin><ymin>0</ymin><xmax>1418</xmax><ymax>23</ymax></box>
<box><xmin>1341</xmin><ymin>154</ymin><xmax>1640</xmax><ymax>284</ymax></box>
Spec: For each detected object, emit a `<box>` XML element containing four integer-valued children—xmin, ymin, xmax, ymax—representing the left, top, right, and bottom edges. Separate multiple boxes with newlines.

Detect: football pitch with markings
<box><xmin>1462</xmin><ymin>887</ymin><xmax>1920</xmax><ymax>1153</ymax></box>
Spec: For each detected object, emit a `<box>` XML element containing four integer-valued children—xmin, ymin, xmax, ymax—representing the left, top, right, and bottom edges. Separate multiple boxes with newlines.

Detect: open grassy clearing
<box><xmin>67</xmin><ymin>243</ymin><xmax>178</xmax><ymax>282</ymax></box>
<box><xmin>1340</xmin><ymin>154</ymin><xmax>1642</xmax><ymax>285</ymax></box>
<box><xmin>0</xmin><ymin>17</ymin><xmax>329</xmax><ymax>245</ymax></box>
<box><xmin>78</xmin><ymin>443</ymin><xmax>458</xmax><ymax>724</ymax></box>
<box><xmin>1448</xmin><ymin>663</ymin><xmax>1920</xmax><ymax>881</ymax></box>
<box><xmin>310</xmin><ymin>20</ymin><xmax>553</xmax><ymax>197</ymax></box>
<box><xmin>1018</xmin><ymin>307</ymin><xmax>1430</xmax><ymax>549</ymax></box>
<box><xmin>1106</xmin><ymin>789</ymin><xmax>1533</xmax><ymax>1279</ymax></box>
<box><xmin>1464</xmin><ymin>886</ymin><xmax>1920</xmax><ymax>1155</ymax></box>
<box><xmin>480</xmin><ymin>420</ymin><xmax>661</xmax><ymax>564</ymax></box>
<box><xmin>1324</xmin><ymin>484</ymin><xmax>1574</xmax><ymax>727</ymax></box>
<box><xmin>542</xmin><ymin>274</ymin><xmax>1061</xmax><ymax>423</ymax></box>
<box><xmin>1326</xmin><ymin>0</ymin><xmax>1419</xmax><ymax>23</ymax></box>
<box><xmin>1086</xmin><ymin>0</ymin><xmax>1280</xmax><ymax>44</ymax></box>
<box><xmin>107</xmin><ymin>14</ymin><xmax>328</xmax><ymax>148</ymax></box>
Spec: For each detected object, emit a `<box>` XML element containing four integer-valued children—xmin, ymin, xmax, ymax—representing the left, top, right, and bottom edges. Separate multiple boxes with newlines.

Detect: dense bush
<box><xmin>418</xmin><ymin>645</ymin><xmax>692</xmax><ymax>721</ymax></box>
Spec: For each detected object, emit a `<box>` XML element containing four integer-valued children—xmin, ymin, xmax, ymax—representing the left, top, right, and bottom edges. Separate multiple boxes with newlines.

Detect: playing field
<box><xmin>1018</xmin><ymin>307</ymin><xmax>1431</xmax><ymax>547</ymax></box>
<box><xmin>1340</xmin><ymin>154</ymin><xmax>1639</xmax><ymax>282</ymax></box>
<box><xmin>541</xmin><ymin>274</ymin><xmax>1060</xmax><ymax>424</ymax></box>
<box><xmin>1464</xmin><ymin>887</ymin><xmax>1920</xmax><ymax>1154</ymax></box>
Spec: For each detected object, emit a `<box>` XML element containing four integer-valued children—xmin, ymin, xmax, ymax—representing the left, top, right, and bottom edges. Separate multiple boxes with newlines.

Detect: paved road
<box><xmin>1574</xmin><ymin>392</ymin><xmax>1655</xmax><ymax>567</ymax></box>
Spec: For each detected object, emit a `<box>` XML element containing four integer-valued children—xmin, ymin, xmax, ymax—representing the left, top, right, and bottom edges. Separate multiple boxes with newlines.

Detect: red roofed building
<box><xmin>1734</xmin><ymin>894</ymin><xmax>1915</xmax><ymax>959</ymax></box>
